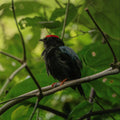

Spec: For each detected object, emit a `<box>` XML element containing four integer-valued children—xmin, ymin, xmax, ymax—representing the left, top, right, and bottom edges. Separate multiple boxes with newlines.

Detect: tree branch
<box><xmin>0</xmin><ymin>91</ymin><xmax>37</xmax><ymax>115</ymax></box>
<box><xmin>11</xmin><ymin>0</ymin><xmax>42</xmax><ymax>95</ymax></box>
<box><xmin>25</xmin><ymin>65</ymin><xmax>43</xmax><ymax>94</ymax></box>
<box><xmin>55</xmin><ymin>0</ymin><xmax>63</xmax><ymax>8</ymax></box>
<box><xmin>95</xmin><ymin>100</ymin><xmax>115</xmax><ymax>120</ymax></box>
<box><xmin>61</xmin><ymin>0</ymin><xmax>70</xmax><ymax>40</ymax></box>
<box><xmin>79</xmin><ymin>107</ymin><xmax>120</xmax><ymax>120</ymax></box>
<box><xmin>0</xmin><ymin>51</ymin><xmax>22</xmax><ymax>63</ymax></box>
<box><xmin>29</xmin><ymin>97</ymin><xmax>42</xmax><ymax>120</ymax></box>
<box><xmin>24</xmin><ymin>101</ymin><xmax>68</xmax><ymax>119</ymax></box>
<box><xmin>0</xmin><ymin>62</ymin><xmax>27</xmax><ymax>96</ymax></box>
<box><xmin>11</xmin><ymin>0</ymin><xmax>26</xmax><ymax>61</ymax></box>
<box><xmin>0</xmin><ymin>67</ymin><xmax>119</xmax><ymax>115</ymax></box>
<box><xmin>86</xmin><ymin>88</ymin><xmax>96</xmax><ymax>120</ymax></box>
<box><xmin>85</xmin><ymin>8</ymin><xmax>118</xmax><ymax>64</ymax></box>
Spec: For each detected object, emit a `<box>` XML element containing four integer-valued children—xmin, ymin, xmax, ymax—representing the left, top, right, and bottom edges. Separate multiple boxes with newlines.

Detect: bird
<box><xmin>40</xmin><ymin>35</ymin><xmax>85</xmax><ymax>96</ymax></box>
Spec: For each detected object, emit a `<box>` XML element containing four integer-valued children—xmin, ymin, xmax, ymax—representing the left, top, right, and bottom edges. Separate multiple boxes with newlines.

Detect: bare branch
<box><xmin>85</xmin><ymin>8</ymin><xmax>118</xmax><ymax>64</ymax></box>
<box><xmin>11</xmin><ymin>0</ymin><xmax>26</xmax><ymax>61</ymax></box>
<box><xmin>0</xmin><ymin>67</ymin><xmax>119</xmax><ymax>115</ymax></box>
<box><xmin>0</xmin><ymin>51</ymin><xmax>22</xmax><ymax>63</ymax></box>
<box><xmin>95</xmin><ymin>100</ymin><xmax>115</xmax><ymax>120</ymax></box>
<box><xmin>61</xmin><ymin>0</ymin><xmax>70</xmax><ymax>40</ymax></box>
<box><xmin>43</xmin><ymin>68</ymin><xmax>119</xmax><ymax>96</ymax></box>
<box><xmin>79</xmin><ymin>107</ymin><xmax>120</xmax><ymax>120</ymax></box>
<box><xmin>0</xmin><ymin>52</ymin><xmax>42</xmax><ymax>94</ymax></box>
<box><xmin>28</xmin><ymin>102</ymin><xmax>68</xmax><ymax>119</ymax></box>
<box><xmin>86</xmin><ymin>88</ymin><xmax>96</xmax><ymax>120</ymax></box>
<box><xmin>0</xmin><ymin>62</ymin><xmax>27</xmax><ymax>96</ymax></box>
<box><xmin>29</xmin><ymin>97</ymin><xmax>42</xmax><ymax>120</ymax></box>
<box><xmin>25</xmin><ymin>65</ymin><xmax>43</xmax><ymax>95</ymax></box>
<box><xmin>89</xmin><ymin>88</ymin><xmax>95</xmax><ymax>103</ymax></box>
<box><xmin>11</xmin><ymin>0</ymin><xmax>43</xmax><ymax>94</ymax></box>
<box><xmin>0</xmin><ymin>91</ymin><xmax>38</xmax><ymax>115</ymax></box>
<box><xmin>55</xmin><ymin>0</ymin><xmax>63</xmax><ymax>8</ymax></box>
<box><xmin>38</xmin><ymin>105</ymin><xmax>68</xmax><ymax>119</ymax></box>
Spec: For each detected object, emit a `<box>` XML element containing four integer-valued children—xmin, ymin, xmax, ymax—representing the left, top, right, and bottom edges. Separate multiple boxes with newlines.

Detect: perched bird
<box><xmin>40</xmin><ymin>35</ymin><xmax>84</xmax><ymax>96</ymax></box>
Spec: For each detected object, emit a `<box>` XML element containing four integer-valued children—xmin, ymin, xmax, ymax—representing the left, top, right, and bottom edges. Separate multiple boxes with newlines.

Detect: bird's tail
<box><xmin>77</xmin><ymin>85</ymin><xmax>85</xmax><ymax>97</ymax></box>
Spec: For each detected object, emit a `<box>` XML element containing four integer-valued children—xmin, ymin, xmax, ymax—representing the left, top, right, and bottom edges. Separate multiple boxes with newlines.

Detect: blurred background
<box><xmin>0</xmin><ymin>0</ymin><xmax>120</xmax><ymax>120</ymax></box>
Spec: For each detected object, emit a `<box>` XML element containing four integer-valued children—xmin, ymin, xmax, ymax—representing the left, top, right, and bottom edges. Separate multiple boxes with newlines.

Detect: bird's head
<box><xmin>40</xmin><ymin>35</ymin><xmax>64</xmax><ymax>48</ymax></box>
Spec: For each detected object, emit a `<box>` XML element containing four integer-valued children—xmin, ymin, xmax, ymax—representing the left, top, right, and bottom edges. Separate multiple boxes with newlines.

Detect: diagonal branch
<box><xmin>0</xmin><ymin>67</ymin><xmax>119</xmax><ymax>115</ymax></box>
<box><xmin>86</xmin><ymin>88</ymin><xmax>96</xmax><ymax>120</ymax></box>
<box><xmin>0</xmin><ymin>91</ymin><xmax>37</xmax><ymax>115</ymax></box>
<box><xmin>43</xmin><ymin>68</ymin><xmax>119</xmax><ymax>96</ymax></box>
<box><xmin>85</xmin><ymin>8</ymin><xmax>118</xmax><ymax>64</ymax></box>
<box><xmin>61</xmin><ymin>0</ymin><xmax>70</xmax><ymax>40</ymax></box>
<box><xmin>25</xmin><ymin>101</ymin><xmax>68</xmax><ymax>119</ymax></box>
<box><xmin>38</xmin><ymin>105</ymin><xmax>67</xmax><ymax>118</ymax></box>
<box><xmin>55</xmin><ymin>0</ymin><xmax>63</xmax><ymax>8</ymax></box>
<box><xmin>0</xmin><ymin>51</ymin><xmax>22</xmax><ymax>63</ymax></box>
<box><xmin>29</xmin><ymin>97</ymin><xmax>42</xmax><ymax>120</ymax></box>
<box><xmin>11</xmin><ymin>0</ymin><xmax>26</xmax><ymax>61</ymax></box>
<box><xmin>95</xmin><ymin>100</ymin><xmax>115</xmax><ymax>120</ymax></box>
<box><xmin>87</xmin><ymin>89</ymin><xmax>115</xmax><ymax>120</ymax></box>
<box><xmin>79</xmin><ymin>107</ymin><xmax>120</xmax><ymax>120</ymax></box>
<box><xmin>0</xmin><ymin>62</ymin><xmax>27</xmax><ymax>96</ymax></box>
<box><xmin>11</xmin><ymin>0</ymin><xmax>42</xmax><ymax>95</ymax></box>
<box><xmin>25</xmin><ymin>65</ymin><xmax>43</xmax><ymax>94</ymax></box>
<box><xmin>0</xmin><ymin>51</ymin><xmax>42</xmax><ymax>94</ymax></box>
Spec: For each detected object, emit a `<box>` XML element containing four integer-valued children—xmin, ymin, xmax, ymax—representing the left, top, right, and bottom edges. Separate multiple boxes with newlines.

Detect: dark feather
<box><xmin>41</xmin><ymin>36</ymin><xmax>84</xmax><ymax>96</ymax></box>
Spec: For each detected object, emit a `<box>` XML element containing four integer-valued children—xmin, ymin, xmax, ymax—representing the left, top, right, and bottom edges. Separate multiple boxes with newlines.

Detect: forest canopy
<box><xmin>0</xmin><ymin>0</ymin><xmax>120</xmax><ymax>120</ymax></box>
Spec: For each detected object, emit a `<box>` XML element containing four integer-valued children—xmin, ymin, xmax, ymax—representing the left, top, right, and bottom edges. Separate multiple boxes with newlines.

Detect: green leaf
<box><xmin>1</xmin><ymin>73</ymin><xmax>55</xmax><ymax>119</ymax></box>
<box><xmin>68</xmin><ymin>101</ymin><xmax>92</xmax><ymax>120</ymax></box>
<box><xmin>0</xmin><ymin>1</ymin><xmax>46</xmax><ymax>17</ymax></box>
<box><xmin>49</xmin><ymin>3</ymin><xmax>78</xmax><ymax>35</ymax></box>
<box><xmin>11</xmin><ymin>105</ymin><xmax>30</xmax><ymax>120</ymax></box>
<box><xmin>79</xmin><ymin>41</ymin><xmax>120</xmax><ymax>76</ymax></box>
<box><xmin>5</xmin><ymin>73</ymin><xmax>55</xmax><ymax>99</ymax></box>
<box><xmin>78</xmin><ymin>41</ymin><xmax>120</xmax><ymax>104</ymax></box>
<box><xmin>50</xmin><ymin>3</ymin><xmax>78</xmax><ymax>23</ymax></box>
<box><xmin>85</xmin><ymin>0</ymin><xmax>120</xmax><ymax>39</ymax></box>
<box><xmin>19</xmin><ymin>16</ymin><xmax>61</xmax><ymax>29</ymax></box>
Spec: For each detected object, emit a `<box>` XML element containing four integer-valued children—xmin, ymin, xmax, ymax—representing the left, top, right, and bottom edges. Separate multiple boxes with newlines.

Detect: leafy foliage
<box><xmin>0</xmin><ymin>0</ymin><xmax>120</xmax><ymax>120</ymax></box>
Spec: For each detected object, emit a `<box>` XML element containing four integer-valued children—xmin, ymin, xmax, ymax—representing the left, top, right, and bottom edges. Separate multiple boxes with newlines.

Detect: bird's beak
<box><xmin>39</xmin><ymin>39</ymin><xmax>44</xmax><ymax>41</ymax></box>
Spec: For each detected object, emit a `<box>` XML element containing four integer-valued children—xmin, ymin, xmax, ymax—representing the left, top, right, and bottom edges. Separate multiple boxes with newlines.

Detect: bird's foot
<box><xmin>51</xmin><ymin>82</ymin><xmax>57</xmax><ymax>87</ymax></box>
<box><xmin>51</xmin><ymin>78</ymin><xmax>68</xmax><ymax>87</ymax></box>
<box><xmin>60</xmin><ymin>78</ymin><xmax>68</xmax><ymax>86</ymax></box>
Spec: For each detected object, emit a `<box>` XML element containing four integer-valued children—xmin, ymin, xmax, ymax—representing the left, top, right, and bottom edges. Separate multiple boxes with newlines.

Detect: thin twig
<box><xmin>0</xmin><ymin>51</ymin><xmax>42</xmax><ymax>95</ymax></box>
<box><xmin>87</xmin><ymin>89</ymin><xmax>115</xmax><ymax>120</ymax></box>
<box><xmin>0</xmin><ymin>89</ymin><xmax>39</xmax><ymax>105</ymax></box>
<box><xmin>85</xmin><ymin>8</ymin><xmax>118</xmax><ymax>64</ymax></box>
<box><xmin>36</xmin><ymin>109</ymin><xmax>40</xmax><ymax>120</ymax></box>
<box><xmin>61</xmin><ymin>0</ymin><xmax>70</xmax><ymax>40</ymax></box>
<box><xmin>38</xmin><ymin>105</ymin><xmax>68</xmax><ymax>119</ymax></box>
<box><xmin>86</xmin><ymin>88</ymin><xmax>96</xmax><ymax>120</ymax></box>
<box><xmin>25</xmin><ymin>66</ymin><xmax>43</xmax><ymax>94</ymax></box>
<box><xmin>11</xmin><ymin>0</ymin><xmax>42</xmax><ymax>95</ymax></box>
<box><xmin>11</xmin><ymin>0</ymin><xmax>26</xmax><ymax>61</ymax></box>
<box><xmin>79</xmin><ymin>107</ymin><xmax>120</xmax><ymax>120</ymax></box>
<box><xmin>55</xmin><ymin>0</ymin><xmax>63</xmax><ymax>8</ymax></box>
<box><xmin>0</xmin><ymin>63</ymin><xmax>27</xmax><ymax>96</ymax></box>
<box><xmin>0</xmin><ymin>84</ymin><xmax>52</xmax><ymax>105</ymax></box>
<box><xmin>29</xmin><ymin>97</ymin><xmax>42</xmax><ymax>120</ymax></box>
<box><xmin>89</xmin><ymin>88</ymin><xmax>95</xmax><ymax>103</ymax></box>
<box><xmin>0</xmin><ymin>51</ymin><xmax>22</xmax><ymax>63</ymax></box>
<box><xmin>0</xmin><ymin>67</ymin><xmax>119</xmax><ymax>115</ymax></box>
<box><xmin>26</xmin><ymin>101</ymin><xmax>68</xmax><ymax>119</ymax></box>
<box><xmin>95</xmin><ymin>100</ymin><xmax>115</xmax><ymax>120</ymax></box>
<box><xmin>0</xmin><ymin>92</ymin><xmax>37</xmax><ymax>115</ymax></box>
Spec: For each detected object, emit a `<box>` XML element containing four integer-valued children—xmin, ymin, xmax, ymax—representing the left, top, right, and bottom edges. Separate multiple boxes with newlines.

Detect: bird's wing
<box><xmin>58</xmin><ymin>46</ymin><xmax>82</xmax><ymax>70</ymax></box>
